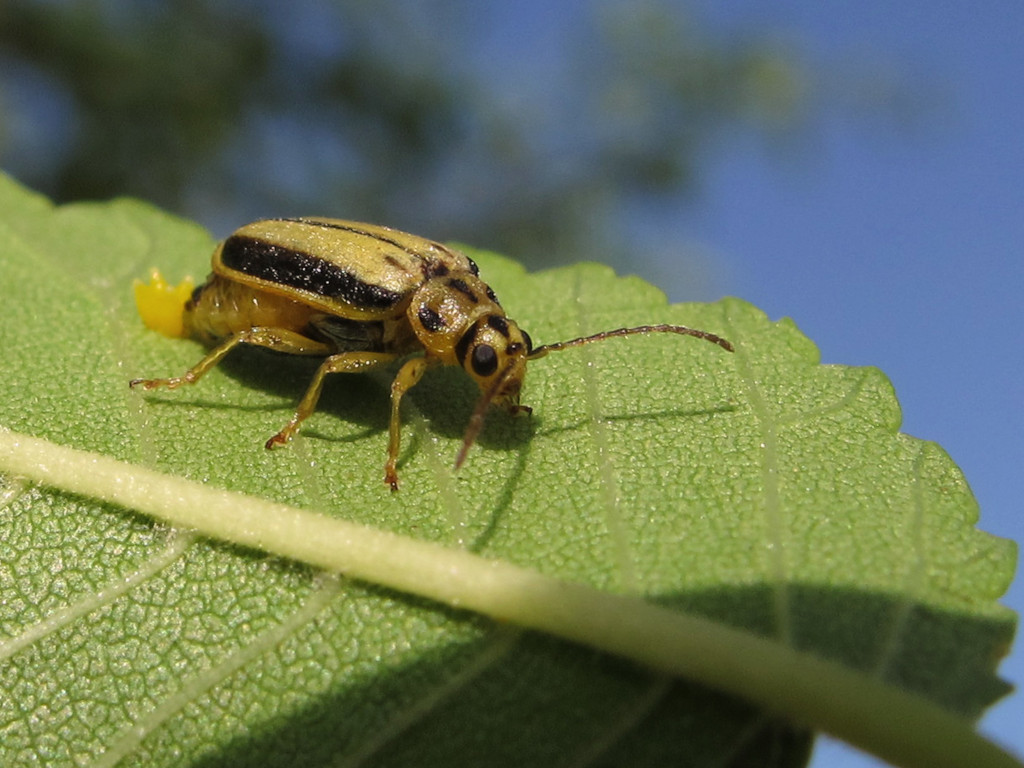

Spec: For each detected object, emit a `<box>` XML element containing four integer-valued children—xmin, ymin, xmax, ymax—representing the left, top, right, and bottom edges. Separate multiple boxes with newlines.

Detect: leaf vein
<box><xmin>0</xmin><ymin>530</ymin><xmax>194</xmax><ymax>660</ymax></box>
<box><xmin>92</xmin><ymin>573</ymin><xmax>343</xmax><ymax>768</ymax></box>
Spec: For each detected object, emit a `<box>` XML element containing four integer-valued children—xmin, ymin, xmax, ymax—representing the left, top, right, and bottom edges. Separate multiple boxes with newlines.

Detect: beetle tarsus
<box><xmin>265</xmin><ymin>432</ymin><xmax>290</xmax><ymax>450</ymax></box>
<box><xmin>129</xmin><ymin>377</ymin><xmax>165</xmax><ymax>390</ymax></box>
<box><xmin>130</xmin><ymin>375</ymin><xmax>191</xmax><ymax>390</ymax></box>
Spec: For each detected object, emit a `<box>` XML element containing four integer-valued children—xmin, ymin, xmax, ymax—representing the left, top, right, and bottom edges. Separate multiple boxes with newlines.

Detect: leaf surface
<box><xmin>0</xmin><ymin>174</ymin><xmax>1016</xmax><ymax>768</ymax></box>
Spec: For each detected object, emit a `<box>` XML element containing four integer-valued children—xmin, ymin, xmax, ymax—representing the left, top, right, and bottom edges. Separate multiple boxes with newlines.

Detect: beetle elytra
<box><xmin>131</xmin><ymin>217</ymin><xmax>733</xmax><ymax>490</ymax></box>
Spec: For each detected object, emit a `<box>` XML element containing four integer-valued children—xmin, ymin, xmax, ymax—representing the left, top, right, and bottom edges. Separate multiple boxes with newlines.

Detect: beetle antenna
<box><xmin>454</xmin><ymin>362</ymin><xmax>520</xmax><ymax>471</ymax></box>
<box><xmin>455</xmin><ymin>323</ymin><xmax>732</xmax><ymax>471</ymax></box>
<box><xmin>528</xmin><ymin>323</ymin><xmax>733</xmax><ymax>359</ymax></box>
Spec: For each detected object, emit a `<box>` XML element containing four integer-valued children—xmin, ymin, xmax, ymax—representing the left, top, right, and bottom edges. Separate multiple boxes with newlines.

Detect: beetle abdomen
<box><xmin>184</xmin><ymin>275</ymin><xmax>322</xmax><ymax>347</ymax></box>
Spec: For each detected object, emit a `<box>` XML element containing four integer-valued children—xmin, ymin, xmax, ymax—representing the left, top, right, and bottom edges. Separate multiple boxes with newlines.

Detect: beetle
<box><xmin>131</xmin><ymin>217</ymin><xmax>733</xmax><ymax>490</ymax></box>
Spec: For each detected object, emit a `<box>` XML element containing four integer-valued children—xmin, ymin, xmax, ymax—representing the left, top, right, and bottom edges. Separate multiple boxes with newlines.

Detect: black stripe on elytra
<box><xmin>273</xmin><ymin>218</ymin><xmax>421</xmax><ymax>256</ymax></box>
<box><xmin>221</xmin><ymin>235</ymin><xmax>402</xmax><ymax>310</ymax></box>
<box><xmin>383</xmin><ymin>253</ymin><xmax>413</xmax><ymax>274</ymax></box>
<box><xmin>274</xmin><ymin>218</ymin><xmax>458</xmax><ymax>276</ymax></box>
<box><xmin>273</xmin><ymin>218</ymin><xmax>474</xmax><ymax>282</ymax></box>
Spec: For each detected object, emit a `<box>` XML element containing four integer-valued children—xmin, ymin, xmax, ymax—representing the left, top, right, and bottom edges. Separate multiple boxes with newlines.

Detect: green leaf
<box><xmin>0</xmin><ymin>172</ymin><xmax>1017</xmax><ymax>768</ymax></box>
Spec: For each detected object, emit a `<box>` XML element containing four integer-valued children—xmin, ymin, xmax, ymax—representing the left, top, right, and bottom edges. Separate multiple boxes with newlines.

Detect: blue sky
<box><xmin>480</xmin><ymin>2</ymin><xmax>1021</xmax><ymax>765</ymax></box>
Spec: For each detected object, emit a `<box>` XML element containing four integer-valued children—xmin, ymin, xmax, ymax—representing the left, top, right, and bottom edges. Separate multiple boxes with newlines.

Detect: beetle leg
<box><xmin>265</xmin><ymin>351</ymin><xmax>399</xmax><ymax>450</ymax></box>
<box><xmin>129</xmin><ymin>328</ymin><xmax>334</xmax><ymax>391</ymax></box>
<box><xmin>385</xmin><ymin>356</ymin><xmax>432</xmax><ymax>491</ymax></box>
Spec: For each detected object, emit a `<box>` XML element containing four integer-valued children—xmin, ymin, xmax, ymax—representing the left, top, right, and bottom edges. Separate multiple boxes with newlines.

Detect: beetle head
<box><xmin>408</xmin><ymin>274</ymin><xmax>536</xmax><ymax>468</ymax></box>
<box><xmin>458</xmin><ymin>313</ymin><xmax>533</xmax><ymax>407</ymax></box>
<box><xmin>452</xmin><ymin>313</ymin><xmax>534</xmax><ymax>470</ymax></box>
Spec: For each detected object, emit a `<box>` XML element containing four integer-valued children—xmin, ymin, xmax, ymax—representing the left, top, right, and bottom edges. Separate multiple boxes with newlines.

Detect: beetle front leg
<box><xmin>385</xmin><ymin>356</ymin><xmax>431</xmax><ymax>491</ymax></box>
<box><xmin>265</xmin><ymin>351</ymin><xmax>398</xmax><ymax>450</ymax></box>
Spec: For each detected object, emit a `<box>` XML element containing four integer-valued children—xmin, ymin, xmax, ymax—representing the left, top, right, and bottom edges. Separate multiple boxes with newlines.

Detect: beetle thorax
<box><xmin>407</xmin><ymin>273</ymin><xmax>533</xmax><ymax>408</ymax></box>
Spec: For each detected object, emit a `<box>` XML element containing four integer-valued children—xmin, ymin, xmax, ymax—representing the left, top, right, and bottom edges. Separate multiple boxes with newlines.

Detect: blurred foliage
<box><xmin>0</xmin><ymin>0</ymin><xmax>819</xmax><ymax>269</ymax></box>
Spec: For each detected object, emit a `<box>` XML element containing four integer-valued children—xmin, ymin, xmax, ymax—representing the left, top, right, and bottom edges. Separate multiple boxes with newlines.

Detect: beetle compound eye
<box><xmin>471</xmin><ymin>344</ymin><xmax>498</xmax><ymax>377</ymax></box>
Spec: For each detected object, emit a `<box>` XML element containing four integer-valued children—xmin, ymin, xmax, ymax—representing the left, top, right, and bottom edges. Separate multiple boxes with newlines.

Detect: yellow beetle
<box><xmin>132</xmin><ymin>218</ymin><xmax>733</xmax><ymax>490</ymax></box>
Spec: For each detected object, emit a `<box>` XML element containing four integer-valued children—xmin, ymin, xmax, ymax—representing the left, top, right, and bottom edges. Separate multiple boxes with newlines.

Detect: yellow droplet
<box><xmin>133</xmin><ymin>268</ymin><xmax>195</xmax><ymax>338</ymax></box>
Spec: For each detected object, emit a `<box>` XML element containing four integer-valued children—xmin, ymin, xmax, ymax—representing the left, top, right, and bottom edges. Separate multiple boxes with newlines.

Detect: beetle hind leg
<box><xmin>130</xmin><ymin>328</ymin><xmax>334</xmax><ymax>391</ymax></box>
